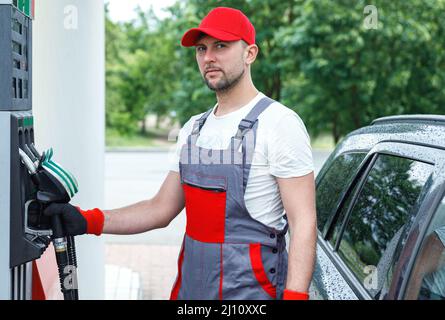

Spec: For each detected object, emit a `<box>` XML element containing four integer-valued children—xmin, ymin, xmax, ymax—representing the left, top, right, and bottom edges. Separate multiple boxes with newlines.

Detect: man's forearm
<box><xmin>286</xmin><ymin>223</ymin><xmax>317</xmax><ymax>293</ymax></box>
<box><xmin>102</xmin><ymin>197</ymin><xmax>169</xmax><ymax>235</ymax></box>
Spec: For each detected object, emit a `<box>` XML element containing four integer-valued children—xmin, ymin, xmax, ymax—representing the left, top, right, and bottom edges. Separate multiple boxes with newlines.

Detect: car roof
<box><xmin>335</xmin><ymin>114</ymin><xmax>445</xmax><ymax>154</ymax></box>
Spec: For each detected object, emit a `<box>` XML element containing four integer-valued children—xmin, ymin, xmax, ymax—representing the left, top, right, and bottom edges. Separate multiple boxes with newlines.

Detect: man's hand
<box><xmin>44</xmin><ymin>203</ymin><xmax>88</xmax><ymax>236</ymax></box>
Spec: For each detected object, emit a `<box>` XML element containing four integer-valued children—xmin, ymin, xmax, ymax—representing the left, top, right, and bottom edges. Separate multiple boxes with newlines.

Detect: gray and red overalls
<box><xmin>170</xmin><ymin>97</ymin><xmax>289</xmax><ymax>300</ymax></box>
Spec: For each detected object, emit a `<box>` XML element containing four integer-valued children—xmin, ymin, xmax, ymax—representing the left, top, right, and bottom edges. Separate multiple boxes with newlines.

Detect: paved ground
<box><xmin>103</xmin><ymin>149</ymin><xmax>332</xmax><ymax>299</ymax></box>
<box><xmin>105</xmin><ymin>244</ymin><xmax>179</xmax><ymax>299</ymax></box>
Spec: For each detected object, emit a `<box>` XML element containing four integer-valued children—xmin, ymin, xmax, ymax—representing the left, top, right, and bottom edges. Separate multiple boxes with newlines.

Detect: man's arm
<box><xmin>276</xmin><ymin>171</ymin><xmax>317</xmax><ymax>294</ymax></box>
<box><xmin>102</xmin><ymin>171</ymin><xmax>185</xmax><ymax>234</ymax></box>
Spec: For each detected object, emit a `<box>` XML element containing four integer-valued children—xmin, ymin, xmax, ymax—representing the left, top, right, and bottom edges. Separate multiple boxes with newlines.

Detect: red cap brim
<box><xmin>181</xmin><ymin>27</ymin><xmax>242</xmax><ymax>47</ymax></box>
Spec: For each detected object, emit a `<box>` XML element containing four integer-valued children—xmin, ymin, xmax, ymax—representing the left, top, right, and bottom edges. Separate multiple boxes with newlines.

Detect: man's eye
<box><xmin>197</xmin><ymin>46</ymin><xmax>206</xmax><ymax>52</ymax></box>
<box><xmin>216</xmin><ymin>43</ymin><xmax>226</xmax><ymax>49</ymax></box>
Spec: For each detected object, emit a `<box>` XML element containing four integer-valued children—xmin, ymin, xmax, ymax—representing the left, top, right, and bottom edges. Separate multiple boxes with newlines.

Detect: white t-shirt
<box><xmin>169</xmin><ymin>92</ymin><xmax>314</xmax><ymax>230</ymax></box>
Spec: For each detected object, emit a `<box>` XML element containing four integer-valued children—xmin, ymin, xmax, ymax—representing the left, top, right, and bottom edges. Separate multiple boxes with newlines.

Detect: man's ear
<box><xmin>245</xmin><ymin>44</ymin><xmax>259</xmax><ymax>65</ymax></box>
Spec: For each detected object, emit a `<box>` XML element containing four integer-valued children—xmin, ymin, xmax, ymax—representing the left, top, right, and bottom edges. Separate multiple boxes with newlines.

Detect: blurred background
<box><xmin>32</xmin><ymin>0</ymin><xmax>445</xmax><ymax>299</ymax></box>
<box><xmin>104</xmin><ymin>0</ymin><xmax>445</xmax><ymax>147</ymax></box>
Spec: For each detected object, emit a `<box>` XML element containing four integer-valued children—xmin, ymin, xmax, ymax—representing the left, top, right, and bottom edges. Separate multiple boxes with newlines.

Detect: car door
<box><xmin>390</xmin><ymin>151</ymin><xmax>445</xmax><ymax>300</ymax></box>
<box><xmin>311</xmin><ymin>151</ymin><xmax>367</xmax><ymax>300</ymax></box>
<box><xmin>403</xmin><ymin>190</ymin><xmax>445</xmax><ymax>300</ymax></box>
<box><xmin>312</xmin><ymin>142</ymin><xmax>441</xmax><ymax>300</ymax></box>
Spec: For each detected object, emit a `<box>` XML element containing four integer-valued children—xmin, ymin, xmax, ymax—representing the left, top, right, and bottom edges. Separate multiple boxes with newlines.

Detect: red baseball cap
<box><xmin>181</xmin><ymin>7</ymin><xmax>255</xmax><ymax>47</ymax></box>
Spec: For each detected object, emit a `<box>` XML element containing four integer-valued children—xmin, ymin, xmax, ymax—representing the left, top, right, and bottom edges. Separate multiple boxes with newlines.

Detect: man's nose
<box><xmin>203</xmin><ymin>48</ymin><xmax>216</xmax><ymax>63</ymax></box>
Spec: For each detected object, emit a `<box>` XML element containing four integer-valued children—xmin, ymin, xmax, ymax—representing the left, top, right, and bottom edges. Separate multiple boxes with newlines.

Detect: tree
<box><xmin>279</xmin><ymin>0</ymin><xmax>445</xmax><ymax>142</ymax></box>
<box><xmin>105</xmin><ymin>0</ymin><xmax>445</xmax><ymax>141</ymax></box>
<box><xmin>105</xmin><ymin>4</ymin><xmax>133</xmax><ymax>134</ymax></box>
<box><xmin>106</xmin><ymin>5</ymin><xmax>179</xmax><ymax>134</ymax></box>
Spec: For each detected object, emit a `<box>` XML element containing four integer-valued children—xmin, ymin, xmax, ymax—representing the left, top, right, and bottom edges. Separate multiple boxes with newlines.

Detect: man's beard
<box><xmin>204</xmin><ymin>68</ymin><xmax>245</xmax><ymax>92</ymax></box>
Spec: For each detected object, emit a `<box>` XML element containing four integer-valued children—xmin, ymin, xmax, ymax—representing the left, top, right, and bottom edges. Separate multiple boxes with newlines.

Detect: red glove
<box><xmin>45</xmin><ymin>203</ymin><xmax>105</xmax><ymax>236</ymax></box>
<box><xmin>283</xmin><ymin>289</ymin><xmax>309</xmax><ymax>300</ymax></box>
<box><xmin>76</xmin><ymin>207</ymin><xmax>105</xmax><ymax>236</ymax></box>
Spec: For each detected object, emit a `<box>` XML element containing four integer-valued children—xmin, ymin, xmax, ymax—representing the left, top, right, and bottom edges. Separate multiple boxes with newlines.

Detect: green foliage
<box><xmin>105</xmin><ymin>0</ymin><xmax>445</xmax><ymax>141</ymax></box>
<box><xmin>279</xmin><ymin>0</ymin><xmax>445</xmax><ymax>142</ymax></box>
<box><xmin>106</xmin><ymin>4</ymin><xmax>131</xmax><ymax>134</ymax></box>
<box><xmin>105</xmin><ymin>4</ymin><xmax>179</xmax><ymax>134</ymax></box>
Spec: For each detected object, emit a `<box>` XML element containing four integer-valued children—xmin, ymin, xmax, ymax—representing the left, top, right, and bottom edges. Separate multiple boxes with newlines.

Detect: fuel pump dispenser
<box><xmin>0</xmin><ymin>0</ymin><xmax>79</xmax><ymax>300</ymax></box>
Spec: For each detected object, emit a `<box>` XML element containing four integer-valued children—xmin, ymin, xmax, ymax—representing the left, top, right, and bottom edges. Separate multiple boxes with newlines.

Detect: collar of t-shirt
<box><xmin>196</xmin><ymin>92</ymin><xmax>266</xmax><ymax>151</ymax></box>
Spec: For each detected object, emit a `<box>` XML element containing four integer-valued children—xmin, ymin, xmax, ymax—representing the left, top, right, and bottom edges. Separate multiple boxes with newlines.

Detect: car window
<box><xmin>405</xmin><ymin>193</ymin><xmax>445</xmax><ymax>300</ymax></box>
<box><xmin>335</xmin><ymin>154</ymin><xmax>433</xmax><ymax>298</ymax></box>
<box><xmin>316</xmin><ymin>152</ymin><xmax>366</xmax><ymax>233</ymax></box>
<box><xmin>327</xmin><ymin>177</ymin><xmax>361</xmax><ymax>248</ymax></box>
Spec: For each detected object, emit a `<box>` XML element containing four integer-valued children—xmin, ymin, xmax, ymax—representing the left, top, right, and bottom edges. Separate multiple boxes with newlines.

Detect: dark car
<box><xmin>310</xmin><ymin>115</ymin><xmax>445</xmax><ymax>300</ymax></box>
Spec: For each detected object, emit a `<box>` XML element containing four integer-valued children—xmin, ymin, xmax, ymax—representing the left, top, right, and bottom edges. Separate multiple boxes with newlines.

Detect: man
<box><xmin>45</xmin><ymin>7</ymin><xmax>317</xmax><ymax>300</ymax></box>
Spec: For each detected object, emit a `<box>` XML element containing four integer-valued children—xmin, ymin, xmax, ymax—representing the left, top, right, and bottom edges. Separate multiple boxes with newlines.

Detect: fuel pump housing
<box><xmin>0</xmin><ymin>0</ymin><xmax>47</xmax><ymax>300</ymax></box>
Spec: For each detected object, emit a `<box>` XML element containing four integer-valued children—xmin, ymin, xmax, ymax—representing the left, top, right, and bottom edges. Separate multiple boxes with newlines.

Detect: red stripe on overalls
<box><xmin>249</xmin><ymin>243</ymin><xmax>276</xmax><ymax>299</ymax></box>
<box><xmin>170</xmin><ymin>245</ymin><xmax>185</xmax><ymax>300</ymax></box>
<box><xmin>219</xmin><ymin>243</ymin><xmax>223</xmax><ymax>300</ymax></box>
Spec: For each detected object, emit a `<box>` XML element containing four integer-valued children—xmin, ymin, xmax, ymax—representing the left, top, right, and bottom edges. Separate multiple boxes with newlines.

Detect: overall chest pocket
<box><xmin>182</xmin><ymin>173</ymin><xmax>227</xmax><ymax>243</ymax></box>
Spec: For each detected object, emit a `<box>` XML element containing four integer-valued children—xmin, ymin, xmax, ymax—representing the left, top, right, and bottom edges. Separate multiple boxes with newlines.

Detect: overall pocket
<box><xmin>222</xmin><ymin>243</ymin><xmax>277</xmax><ymax>300</ymax></box>
<box><xmin>249</xmin><ymin>243</ymin><xmax>277</xmax><ymax>299</ymax></box>
<box><xmin>182</xmin><ymin>174</ymin><xmax>227</xmax><ymax>243</ymax></box>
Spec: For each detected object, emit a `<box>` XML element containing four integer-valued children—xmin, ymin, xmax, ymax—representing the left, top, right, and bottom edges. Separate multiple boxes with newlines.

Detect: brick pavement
<box><xmin>105</xmin><ymin>244</ymin><xmax>181</xmax><ymax>300</ymax></box>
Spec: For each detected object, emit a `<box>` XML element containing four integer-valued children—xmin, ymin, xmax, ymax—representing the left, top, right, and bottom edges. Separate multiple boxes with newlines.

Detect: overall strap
<box><xmin>187</xmin><ymin>107</ymin><xmax>214</xmax><ymax>150</ymax></box>
<box><xmin>233</xmin><ymin>97</ymin><xmax>275</xmax><ymax>193</ymax></box>
<box><xmin>191</xmin><ymin>108</ymin><xmax>214</xmax><ymax>136</ymax></box>
<box><xmin>233</xmin><ymin>96</ymin><xmax>275</xmax><ymax>149</ymax></box>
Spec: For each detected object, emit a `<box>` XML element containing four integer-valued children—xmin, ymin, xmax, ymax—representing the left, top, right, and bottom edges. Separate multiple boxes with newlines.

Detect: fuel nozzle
<box><xmin>22</xmin><ymin>146</ymin><xmax>80</xmax><ymax>300</ymax></box>
<box><xmin>18</xmin><ymin>147</ymin><xmax>37</xmax><ymax>174</ymax></box>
